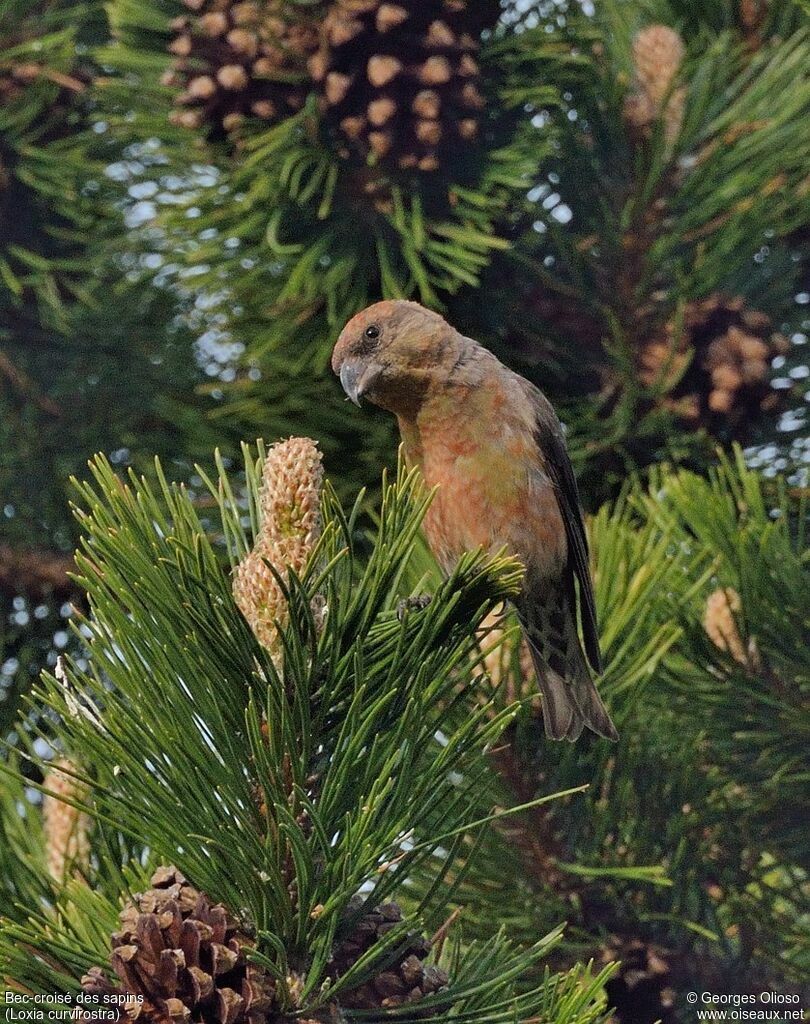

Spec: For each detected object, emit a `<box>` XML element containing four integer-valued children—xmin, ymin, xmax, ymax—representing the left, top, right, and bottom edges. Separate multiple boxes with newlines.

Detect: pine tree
<box><xmin>6</xmin><ymin>0</ymin><xmax>807</xmax><ymax>728</ymax></box>
<box><xmin>458</xmin><ymin>449</ymin><xmax>810</xmax><ymax>1013</ymax></box>
<box><xmin>86</xmin><ymin>0</ymin><xmax>574</xmax><ymax>488</ymax></box>
<box><xmin>482</xmin><ymin>0</ymin><xmax>810</xmax><ymax>500</ymax></box>
<box><xmin>1</xmin><ymin>2</ymin><xmax>809</xmax><ymax>1019</ymax></box>
<box><xmin>0</xmin><ymin>439</ymin><xmax>616</xmax><ymax>1024</ymax></box>
<box><xmin>0</xmin><ymin>0</ymin><xmax>105</xmax><ymax>731</ymax></box>
<box><xmin>0</xmin><ymin>2</ymin><xmax>221</xmax><ymax>732</ymax></box>
<box><xmin>2</xmin><ymin>441</ymin><xmax>806</xmax><ymax>1023</ymax></box>
<box><xmin>84</xmin><ymin>0</ymin><xmax>809</xmax><ymax>497</ymax></box>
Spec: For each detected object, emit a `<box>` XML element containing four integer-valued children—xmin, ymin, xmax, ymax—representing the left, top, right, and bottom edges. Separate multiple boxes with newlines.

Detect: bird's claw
<box><xmin>396</xmin><ymin>594</ymin><xmax>433</xmax><ymax>622</ymax></box>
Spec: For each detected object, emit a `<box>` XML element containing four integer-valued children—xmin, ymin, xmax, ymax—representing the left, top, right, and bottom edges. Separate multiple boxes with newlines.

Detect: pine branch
<box><xmin>488</xmin><ymin>735</ymin><xmax>568</xmax><ymax>891</ymax></box>
<box><xmin>481</xmin><ymin>449</ymin><xmax>809</xmax><ymax>986</ymax></box>
<box><xmin>0</xmin><ymin>443</ymin><xmax>609</xmax><ymax>1024</ymax></box>
<box><xmin>0</xmin><ymin>348</ymin><xmax>61</xmax><ymax>415</ymax></box>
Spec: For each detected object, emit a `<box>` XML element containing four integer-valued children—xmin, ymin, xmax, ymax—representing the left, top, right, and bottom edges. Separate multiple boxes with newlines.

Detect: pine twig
<box><xmin>0</xmin><ymin>544</ymin><xmax>76</xmax><ymax>601</ymax></box>
<box><xmin>0</xmin><ymin>349</ymin><xmax>61</xmax><ymax>417</ymax></box>
<box><xmin>489</xmin><ymin>732</ymin><xmax>567</xmax><ymax>892</ymax></box>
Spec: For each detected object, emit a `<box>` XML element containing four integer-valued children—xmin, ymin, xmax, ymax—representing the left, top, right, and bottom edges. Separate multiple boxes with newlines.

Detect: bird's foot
<box><xmin>396</xmin><ymin>594</ymin><xmax>433</xmax><ymax>622</ymax></box>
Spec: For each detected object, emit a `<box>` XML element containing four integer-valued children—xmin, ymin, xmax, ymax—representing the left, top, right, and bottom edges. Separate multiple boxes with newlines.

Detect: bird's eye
<box><xmin>364</xmin><ymin>324</ymin><xmax>380</xmax><ymax>340</ymax></box>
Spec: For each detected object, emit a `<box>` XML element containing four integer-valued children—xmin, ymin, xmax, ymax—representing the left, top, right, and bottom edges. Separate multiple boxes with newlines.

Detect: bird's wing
<box><xmin>525</xmin><ymin>383</ymin><xmax>602</xmax><ymax>674</ymax></box>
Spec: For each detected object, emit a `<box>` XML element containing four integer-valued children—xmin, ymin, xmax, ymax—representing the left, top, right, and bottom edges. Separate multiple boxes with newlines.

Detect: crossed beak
<box><xmin>339</xmin><ymin>359</ymin><xmax>384</xmax><ymax>407</ymax></box>
<box><xmin>339</xmin><ymin>362</ymin><xmax>364</xmax><ymax>406</ymax></box>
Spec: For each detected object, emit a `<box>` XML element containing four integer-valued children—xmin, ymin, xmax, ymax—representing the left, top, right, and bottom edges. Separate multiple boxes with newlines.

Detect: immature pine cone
<box><xmin>480</xmin><ymin>607</ymin><xmax>539</xmax><ymax>713</ymax></box>
<box><xmin>232</xmin><ymin>437</ymin><xmax>324</xmax><ymax>661</ymax></box>
<box><xmin>703</xmin><ymin>586</ymin><xmax>762</xmax><ymax>672</ymax></box>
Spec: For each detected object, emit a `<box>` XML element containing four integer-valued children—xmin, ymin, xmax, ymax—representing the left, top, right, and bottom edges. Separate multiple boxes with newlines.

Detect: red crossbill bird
<box><xmin>332</xmin><ymin>300</ymin><xmax>618</xmax><ymax>742</ymax></box>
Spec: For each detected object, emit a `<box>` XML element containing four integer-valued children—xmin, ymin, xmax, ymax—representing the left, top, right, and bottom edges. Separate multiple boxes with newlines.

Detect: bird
<box><xmin>331</xmin><ymin>300</ymin><xmax>617</xmax><ymax>742</ymax></box>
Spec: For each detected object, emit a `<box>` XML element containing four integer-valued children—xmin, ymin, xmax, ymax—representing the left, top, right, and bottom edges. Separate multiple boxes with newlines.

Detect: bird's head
<box><xmin>332</xmin><ymin>300</ymin><xmax>458</xmax><ymax>417</ymax></box>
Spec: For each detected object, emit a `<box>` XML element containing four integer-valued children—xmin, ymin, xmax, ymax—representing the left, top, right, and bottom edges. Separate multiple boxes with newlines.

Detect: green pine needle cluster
<box><xmin>464</xmin><ymin>450</ymin><xmax>809</xmax><ymax>987</ymax></box>
<box><xmin>80</xmin><ymin>0</ymin><xmax>810</xmax><ymax>496</ymax></box>
<box><xmin>0</xmin><ymin>446</ymin><xmax>613</xmax><ymax>1024</ymax></box>
<box><xmin>0</xmin><ymin>0</ymin><xmax>107</xmax><ymax>326</ymax></box>
<box><xmin>486</xmin><ymin>0</ymin><xmax>810</xmax><ymax>492</ymax></box>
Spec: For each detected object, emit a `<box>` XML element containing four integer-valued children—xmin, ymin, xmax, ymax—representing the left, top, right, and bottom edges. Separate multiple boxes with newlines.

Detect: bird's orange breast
<box><xmin>399</xmin><ymin>384</ymin><xmax>567</xmax><ymax>579</ymax></box>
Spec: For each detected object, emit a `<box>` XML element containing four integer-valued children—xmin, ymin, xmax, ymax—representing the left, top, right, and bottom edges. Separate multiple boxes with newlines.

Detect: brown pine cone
<box><xmin>80</xmin><ymin>867</ymin><xmax>276</xmax><ymax>1024</ymax></box>
<box><xmin>601</xmin><ymin>938</ymin><xmax>678</xmax><ymax>1024</ymax></box>
<box><xmin>636</xmin><ymin>293</ymin><xmax>791</xmax><ymax>438</ymax></box>
<box><xmin>330</xmin><ymin>897</ymin><xmax>449</xmax><ymax>1012</ymax></box>
<box><xmin>310</xmin><ymin>0</ymin><xmax>498</xmax><ymax>173</ymax></box>
<box><xmin>166</xmin><ymin>0</ymin><xmax>322</xmax><ymax>138</ymax></box>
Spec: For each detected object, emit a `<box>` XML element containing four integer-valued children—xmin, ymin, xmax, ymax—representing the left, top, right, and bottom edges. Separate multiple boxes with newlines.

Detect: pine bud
<box><xmin>217</xmin><ymin>64</ymin><xmax>250</xmax><ymax>90</ymax></box>
<box><xmin>771</xmin><ymin>332</ymin><xmax>790</xmax><ymax>355</ymax></box>
<box><xmin>624</xmin><ymin>25</ymin><xmax>686</xmax><ymax>146</ymax></box>
<box><xmin>736</xmin><ymin>333</ymin><xmax>769</xmax><ymax>361</ymax></box>
<box><xmin>253</xmin><ymin>56</ymin><xmax>276</xmax><ymax>77</ymax></box>
<box><xmin>368</xmin><ymin>97</ymin><xmax>397</xmax><ymax>126</ymax></box>
<box><xmin>426</xmin><ymin>21</ymin><xmax>455</xmax><ymax>47</ymax></box>
<box><xmin>251</xmin><ymin>99</ymin><xmax>277</xmax><ymax>119</ymax></box>
<box><xmin>703</xmin><ymin>588</ymin><xmax>747</xmax><ymax>664</ymax></box>
<box><xmin>198</xmin><ymin>11</ymin><xmax>229</xmax><ymax>36</ymax></box>
<box><xmin>368</xmin><ymin>131</ymin><xmax>393</xmax><ymax>157</ymax></box>
<box><xmin>412</xmin><ymin>90</ymin><xmax>441</xmax><ymax>119</ymax></box>
<box><xmin>233</xmin><ymin>438</ymin><xmax>324</xmax><ymax>663</ymax></box>
<box><xmin>187</xmin><ymin>75</ymin><xmax>217</xmax><ymax>100</ymax></box>
<box><xmin>222</xmin><ymin>111</ymin><xmax>244</xmax><ymax>131</ymax></box>
<box><xmin>326</xmin><ymin>72</ymin><xmax>353</xmax><ymax>105</ymax></box>
<box><xmin>43</xmin><ymin>757</ymin><xmax>91</xmax><ymax>883</ymax></box>
<box><xmin>460</xmin><ymin>81</ymin><xmax>485</xmax><ymax>109</ymax></box>
<box><xmin>458</xmin><ymin>54</ymin><xmax>478</xmax><ymax>77</ymax></box>
<box><xmin>741</xmin><ymin>359</ymin><xmax>767</xmax><ymax>384</ymax></box>
<box><xmin>711</xmin><ymin>364</ymin><xmax>743</xmax><ymax>391</ymax></box>
<box><xmin>227</xmin><ymin>28</ymin><xmax>259</xmax><ymax>57</ymax></box>
<box><xmin>340</xmin><ymin>115</ymin><xmax>367</xmax><ymax>139</ymax></box>
<box><xmin>170</xmin><ymin>108</ymin><xmax>204</xmax><ymax>128</ymax></box>
<box><xmin>329</xmin><ymin>17</ymin><xmax>364</xmax><ymax>47</ymax></box>
<box><xmin>168</xmin><ymin>34</ymin><xmax>193</xmax><ymax>57</ymax></box>
<box><xmin>231</xmin><ymin>2</ymin><xmax>260</xmax><ymax>25</ymax></box>
<box><xmin>457</xmin><ymin>117</ymin><xmax>478</xmax><ymax>139</ymax></box>
<box><xmin>416</xmin><ymin>119</ymin><xmax>442</xmax><ymax>145</ymax></box>
<box><xmin>708</xmin><ymin>389</ymin><xmax>733</xmax><ymax>414</ymax></box>
<box><xmin>418</xmin><ymin>56</ymin><xmax>452</xmax><ymax>85</ymax></box>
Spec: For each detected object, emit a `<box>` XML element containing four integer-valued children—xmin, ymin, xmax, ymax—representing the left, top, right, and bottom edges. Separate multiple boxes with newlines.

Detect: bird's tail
<box><xmin>519</xmin><ymin>591</ymin><xmax>617</xmax><ymax>742</ymax></box>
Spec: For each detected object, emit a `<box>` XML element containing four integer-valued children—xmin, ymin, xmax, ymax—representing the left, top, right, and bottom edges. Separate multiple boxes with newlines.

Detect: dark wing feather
<box><xmin>527</xmin><ymin>386</ymin><xmax>602</xmax><ymax>674</ymax></box>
